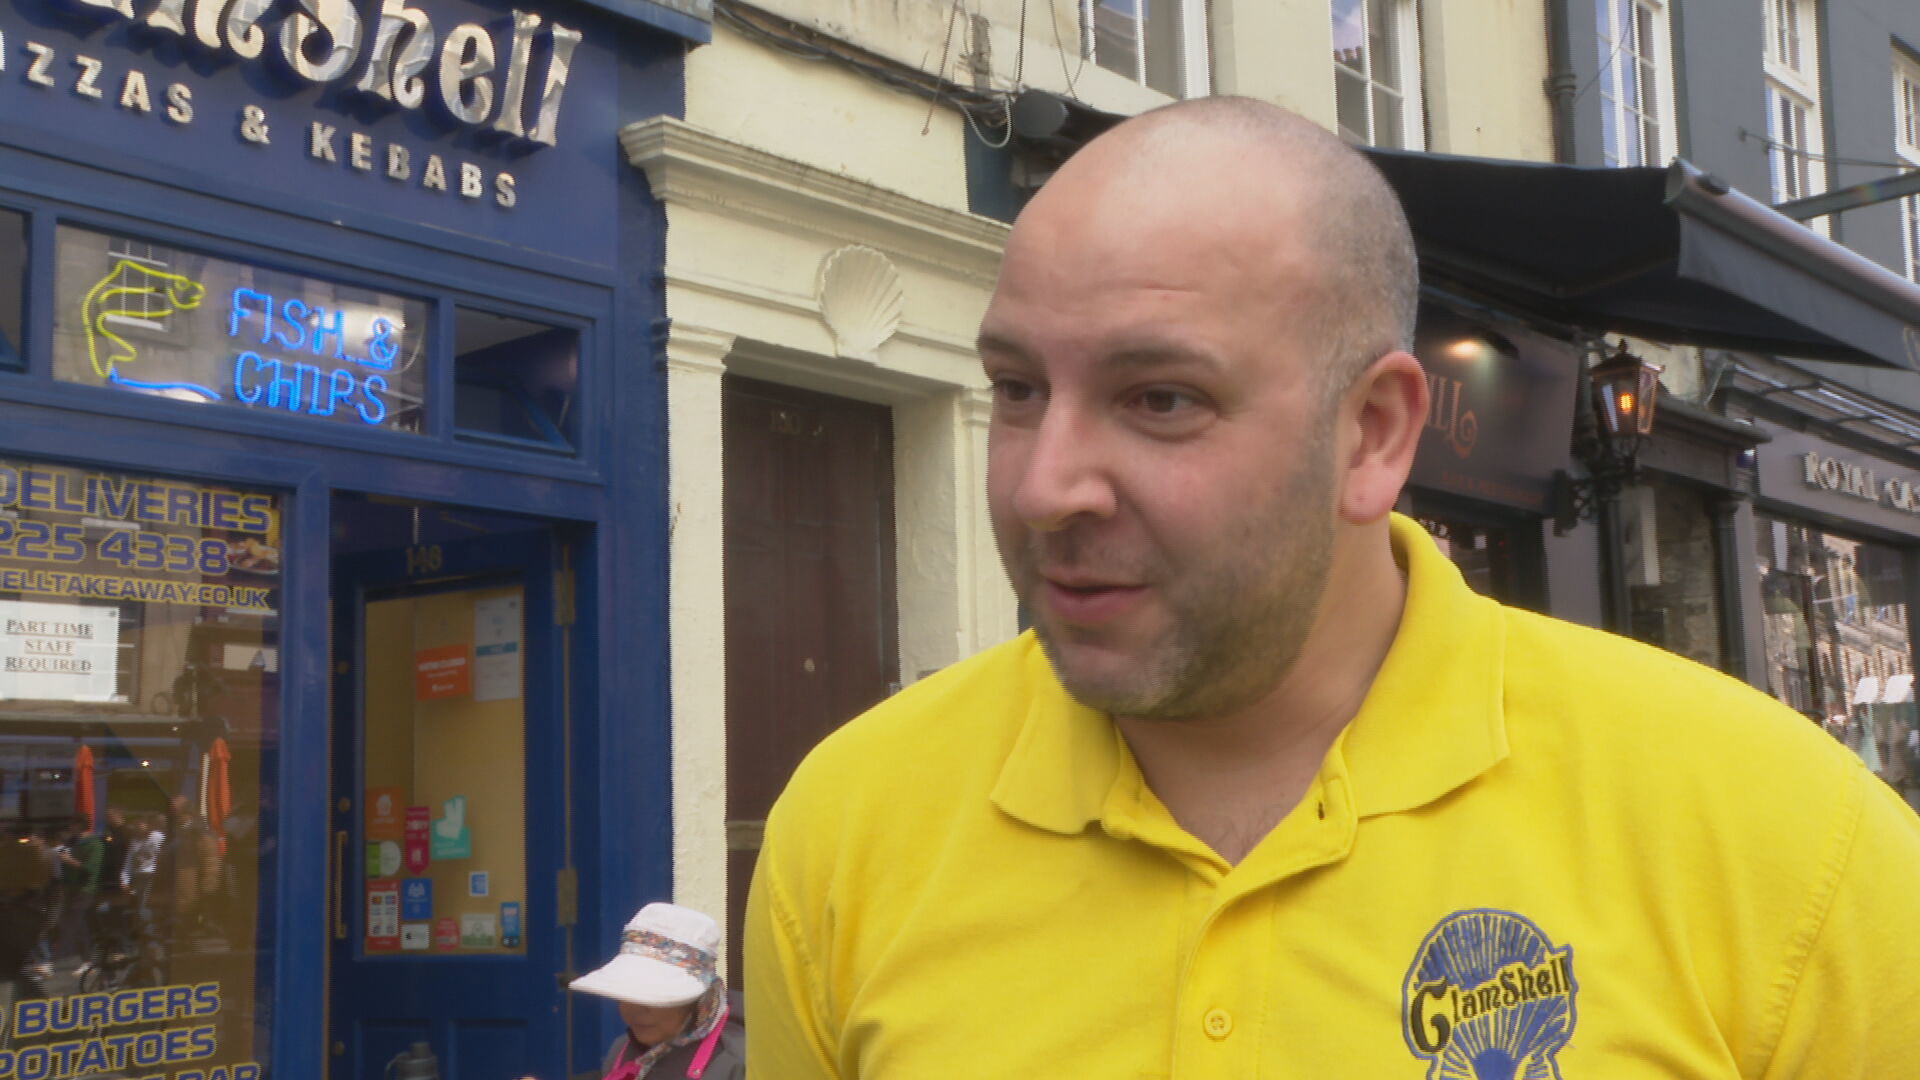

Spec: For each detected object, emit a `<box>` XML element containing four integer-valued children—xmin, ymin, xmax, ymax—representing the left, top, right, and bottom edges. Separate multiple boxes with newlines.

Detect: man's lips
<box><xmin>1039</xmin><ymin>577</ymin><xmax>1147</xmax><ymax>624</ymax></box>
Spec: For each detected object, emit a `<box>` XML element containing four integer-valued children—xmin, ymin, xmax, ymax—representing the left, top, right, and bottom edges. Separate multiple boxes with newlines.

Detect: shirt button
<box><xmin>1203</xmin><ymin>1008</ymin><xmax>1233</xmax><ymax>1039</ymax></box>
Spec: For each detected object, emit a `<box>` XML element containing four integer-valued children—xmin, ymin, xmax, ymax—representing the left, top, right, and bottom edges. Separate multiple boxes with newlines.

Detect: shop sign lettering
<box><xmin>1801</xmin><ymin>452</ymin><xmax>1920</xmax><ymax>517</ymax></box>
<box><xmin>1424</xmin><ymin>372</ymin><xmax>1479</xmax><ymax>459</ymax></box>
<box><xmin>0</xmin><ymin>459</ymin><xmax>280</xmax><ymax>616</ymax></box>
<box><xmin>1</xmin><ymin>0</ymin><xmax>584</xmax><ymax>212</ymax></box>
<box><xmin>4</xmin><ymin>981</ymin><xmax>263</xmax><ymax>1079</ymax></box>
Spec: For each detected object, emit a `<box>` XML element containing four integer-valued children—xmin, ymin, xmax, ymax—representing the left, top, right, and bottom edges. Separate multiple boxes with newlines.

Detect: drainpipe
<box><xmin>1543</xmin><ymin>0</ymin><xmax>1577</xmax><ymax>164</ymax></box>
<box><xmin>1712</xmin><ymin>494</ymin><xmax>1750</xmax><ymax>681</ymax></box>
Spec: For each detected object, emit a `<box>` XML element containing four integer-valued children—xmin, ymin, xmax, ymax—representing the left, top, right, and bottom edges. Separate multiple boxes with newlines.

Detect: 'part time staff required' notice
<box><xmin>0</xmin><ymin>982</ymin><xmax>258</xmax><ymax>1080</ymax></box>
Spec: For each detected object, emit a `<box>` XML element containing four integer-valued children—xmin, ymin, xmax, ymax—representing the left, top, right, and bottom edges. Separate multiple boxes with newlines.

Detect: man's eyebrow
<box><xmin>977</xmin><ymin>334</ymin><xmax>1223</xmax><ymax>372</ymax></box>
<box><xmin>1102</xmin><ymin>341</ymin><xmax>1225</xmax><ymax>373</ymax></box>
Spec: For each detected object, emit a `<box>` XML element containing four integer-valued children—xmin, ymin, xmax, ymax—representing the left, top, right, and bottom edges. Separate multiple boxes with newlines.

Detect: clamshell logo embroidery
<box><xmin>1402</xmin><ymin>909</ymin><xmax>1578</xmax><ymax>1079</ymax></box>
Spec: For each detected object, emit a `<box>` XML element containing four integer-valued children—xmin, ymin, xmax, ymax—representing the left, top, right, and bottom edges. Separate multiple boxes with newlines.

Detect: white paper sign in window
<box><xmin>0</xmin><ymin>599</ymin><xmax>121</xmax><ymax>701</ymax></box>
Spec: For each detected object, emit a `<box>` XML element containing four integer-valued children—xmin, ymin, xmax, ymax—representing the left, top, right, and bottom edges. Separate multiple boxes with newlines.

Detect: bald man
<box><xmin>744</xmin><ymin>98</ymin><xmax>1920</xmax><ymax>1078</ymax></box>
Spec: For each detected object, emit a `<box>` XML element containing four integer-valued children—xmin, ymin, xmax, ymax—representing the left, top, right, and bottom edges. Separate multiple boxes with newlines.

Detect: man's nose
<box><xmin>1010</xmin><ymin>403</ymin><xmax>1118</xmax><ymax>532</ymax></box>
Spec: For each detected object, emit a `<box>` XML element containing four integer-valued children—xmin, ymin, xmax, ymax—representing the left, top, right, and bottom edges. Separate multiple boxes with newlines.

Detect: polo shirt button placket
<box><xmin>1202</xmin><ymin>1008</ymin><xmax>1233</xmax><ymax>1040</ymax></box>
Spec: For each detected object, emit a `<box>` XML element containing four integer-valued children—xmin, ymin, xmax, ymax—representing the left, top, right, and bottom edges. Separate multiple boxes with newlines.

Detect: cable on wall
<box><xmin>713</xmin><ymin>0</ymin><xmax>1016</xmax><ymax>146</ymax></box>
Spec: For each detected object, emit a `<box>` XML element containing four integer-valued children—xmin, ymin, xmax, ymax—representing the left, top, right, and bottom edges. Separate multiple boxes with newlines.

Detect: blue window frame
<box><xmin>0</xmin><ymin>183</ymin><xmax>597</xmax><ymax>468</ymax></box>
<box><xmin>454</xmin><ymin>308</ymin><xmax>580</xmax><ymax>454</ymax></box>
<box><xmin>0</xmin><ymin>207</ymin><xmax>24</xmax><ymax>370</ymax></box>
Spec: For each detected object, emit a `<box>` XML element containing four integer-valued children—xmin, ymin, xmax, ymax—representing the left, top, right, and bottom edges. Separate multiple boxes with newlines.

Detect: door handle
<box><xmin>333</xmin><ymin>829</ymin><xmax>349</xmax><ymax>941</ymax></box>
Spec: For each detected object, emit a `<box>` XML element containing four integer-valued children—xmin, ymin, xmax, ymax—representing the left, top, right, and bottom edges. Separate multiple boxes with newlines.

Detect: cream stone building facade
<box><xmin>625</xmin><ymin>0</ymin><xmax>1556</xmax><ymax>956</ymax></box>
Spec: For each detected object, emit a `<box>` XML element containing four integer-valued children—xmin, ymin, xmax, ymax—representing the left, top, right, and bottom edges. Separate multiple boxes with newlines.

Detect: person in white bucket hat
<box><xmin>540</xmin><ymin>902</ymin><xmax>744</xmax><ymax>1080</ymax></box>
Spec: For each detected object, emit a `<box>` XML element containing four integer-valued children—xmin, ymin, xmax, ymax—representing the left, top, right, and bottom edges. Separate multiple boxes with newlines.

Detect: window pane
<box><xmin>1769</xmin><ymin>89</ymin><xmax>1807</xmax><ymax>201</ymax></box>
<box><xmin>1372</xmin><ymin>84</ymin><xmax>1405</xmax><ymax>149</ymax></box>
<box><xmin>1366</xmin><ymin>0</ymin><xmax>1400</xmax><ymax>87</ymax></box>
<box><xmin>52</xmin><ymin>227</ymin><xmax>429</xmax><ymax>433</ymax></box>
<box><xmin>1903</xmin><ymin>195</ymin><xmax>1920</xmax><ymax>282</ymax></box>
<box><xmin>1601</xmin><ymin>91</ymin><xmax>1622</xmax><ymax>166</ymax></box>
<box><xmin>1336</xmin><ymin>67</ymin><xmax>1372</xmax><ymax>143</ymax></box>
<box><xmin>453</xmin><ymin>309</ymin><xmax>579</xmax><ymax>453</ymax></box>
<box><xmin>1142</xmin><ymin>0</ymin><xmax>1183</xmax><ymax>96</ymax></box>
<box><xmin>1905</xmin><ymin>79</ymin><xmax>1920</xmax><ymax>150</ymax></box>
<box><xmin>361</xmin><ymin>584</ymin><xmax>526</xmax><ymax>958</ymax></box>
<box><xmin>1787</xmin><ymin>100</ymin><xmax>1809</xmax><ymax>197</ymax></box>
<box><xmin>1092</xmin><ymin>0</ymin><xmax>1142</xmax><ymax>81</ymax></box>
<box><xmin>1332</xmin><ymin>0</ymin><xmax>1367</xmax><ymax>71</ymax></box>
<box><xmin>1632</xmin><ymin>2</ymin><xmax>1658</xmax><ymax>67</ymax></box>
<box><xmin>0</xmin><ymin>456</ymin><xmax>281</xmax><ymax>1075</ymax></box>
<box><xmin>1418</xmin><ymin>518</ymin><xmax>1513</xmax><ymax>600</ymax></box>
<box><xmin>0</xmin><ymin>209</ymin><xmax>21</xmax><ymax>370</ymax></box>
<box><xmin>1619</xmin><ymin>50</ymin><xmax>1642</xmax><ymax>112</ymax></box>
<box><xmin>1771</xmin><ymin>0</ymin><xmax>1797</xmax><ymax>70</ymax></box>
<box><xmin>1626</xmin><ymin>481</ymin><xmax>1724</xmax><ymax>672</ymax></box>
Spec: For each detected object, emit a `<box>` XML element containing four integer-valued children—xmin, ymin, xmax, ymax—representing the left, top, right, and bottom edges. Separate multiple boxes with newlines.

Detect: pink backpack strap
<box><xmin>686</xmin><ymin>1005</ymin><xmax>729</xmax><ymax>1079</ymax></box>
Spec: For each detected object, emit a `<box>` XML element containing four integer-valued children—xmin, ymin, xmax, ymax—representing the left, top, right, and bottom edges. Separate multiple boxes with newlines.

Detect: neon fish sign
<box><xmin>58</xmin><ymin>226</ymin><xmax>425</xmax><ymax>431</ymax></box>
<box><xmin>78</xmin><ymin>267</ymin><xmax>400</xmax><ymax>424</ymax></box>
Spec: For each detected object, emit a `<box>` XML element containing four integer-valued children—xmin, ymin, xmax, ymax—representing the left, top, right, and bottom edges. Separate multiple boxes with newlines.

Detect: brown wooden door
<box><xmin>723</xmin><ymin>375</ymin><xmax>897</xmax><ymax>984</ymax></box>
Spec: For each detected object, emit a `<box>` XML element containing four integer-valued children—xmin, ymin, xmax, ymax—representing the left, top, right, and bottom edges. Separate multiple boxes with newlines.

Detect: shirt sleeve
<box><xmin>1760</xmin><ymin>774</ymin><xmax>1920</xmax><ymax>1078</ymax></box>
<box><xmin>743</xmin><ymin>824</ymin><xmax>842</xmax><ymax>1080</ymax></box>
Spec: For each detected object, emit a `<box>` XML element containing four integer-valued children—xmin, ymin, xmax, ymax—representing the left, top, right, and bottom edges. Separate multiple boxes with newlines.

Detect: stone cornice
<box><xmin>664</xmin><ymin>323</ymin><xmax>736</xmax><ymax>376</ymax></box>
<box><xmin>621</xmin><ymin>116</ymin><xmax>1009</xmax><ymax>285</ymax></box>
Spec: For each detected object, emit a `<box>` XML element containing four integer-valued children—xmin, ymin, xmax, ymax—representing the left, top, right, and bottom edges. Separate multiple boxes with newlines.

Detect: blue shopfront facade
<box><xmin>0</xmin><ymin>0</ymin><xmax>701</xmax><ymax>1073</ymax></box>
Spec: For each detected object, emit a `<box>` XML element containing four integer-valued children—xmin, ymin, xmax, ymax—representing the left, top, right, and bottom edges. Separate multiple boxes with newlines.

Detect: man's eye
<box><xmin>1135</xmin><ymin>388</ymin><xmax>1196</xmax><ymax>414</ymax></box>
<box><xmin>993</xmin><ymin>377</ymin><xmax>1039</xmax><ymax>404</ymax></box>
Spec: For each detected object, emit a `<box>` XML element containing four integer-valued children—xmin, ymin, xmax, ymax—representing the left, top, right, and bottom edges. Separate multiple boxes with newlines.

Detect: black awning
<box><xmin>1363</xmin><ymin>150</ymin><xmax>1920</xmax><ymax>369</ymax></box>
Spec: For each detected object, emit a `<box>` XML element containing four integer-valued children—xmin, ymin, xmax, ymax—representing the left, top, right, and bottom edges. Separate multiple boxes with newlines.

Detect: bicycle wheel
<box><xmin>78</xmin><ymin>958</ymin><xmax>107</xmax><ymax>993</ymax></box>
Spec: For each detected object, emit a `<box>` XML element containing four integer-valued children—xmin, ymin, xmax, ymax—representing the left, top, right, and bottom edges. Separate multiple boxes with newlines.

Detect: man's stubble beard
<box><xmin>1025</xmin><ymin>427</ymin><xmax>1339</xmax><ymax>722</ymax></box>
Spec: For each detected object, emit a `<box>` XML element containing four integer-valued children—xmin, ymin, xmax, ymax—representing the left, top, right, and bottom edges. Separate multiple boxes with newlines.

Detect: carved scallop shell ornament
<box><xmin>817</xmin><ymin>245</ymin><xmax>904</xmax><ymax>361</ymax></box>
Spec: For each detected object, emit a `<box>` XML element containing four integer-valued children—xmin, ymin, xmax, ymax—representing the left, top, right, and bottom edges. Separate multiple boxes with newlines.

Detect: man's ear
<box><xmin>1337</xmin><ymin>350</ymin><xmax>1428</xmax><ymax>525</ymax></box>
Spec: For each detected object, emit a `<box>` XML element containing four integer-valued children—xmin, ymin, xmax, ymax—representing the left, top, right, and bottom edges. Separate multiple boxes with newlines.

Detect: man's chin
<box><xmin>1035</xmin><ymin>633</ymin><xmax>1171</xmax><ymax>714</ymax></box>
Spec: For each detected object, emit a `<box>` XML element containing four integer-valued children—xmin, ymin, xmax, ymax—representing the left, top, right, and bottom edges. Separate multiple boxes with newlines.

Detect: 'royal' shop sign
<box><xmin>1755</xmin><ymin>422</ymin><xmax>1920</xmax><ymax>538</ymax></box>
<box><xmin>0</xmin><ymin>0</ymin><xmax>628</xmax><ymax>264</ymax></box>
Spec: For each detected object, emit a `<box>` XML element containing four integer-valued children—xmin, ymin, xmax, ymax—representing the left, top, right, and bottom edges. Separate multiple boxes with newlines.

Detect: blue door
<box><xmin>329</xmin><ymin>523</ymin><xmax>569</xmax><ymax>1080</ymax></box>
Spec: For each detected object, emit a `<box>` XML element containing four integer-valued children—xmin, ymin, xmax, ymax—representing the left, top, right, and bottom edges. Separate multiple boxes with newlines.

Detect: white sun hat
<box><xmin>569</xmin><ymin>902</ymin><xmax>721</xmax><ymax>1007</ymax></box>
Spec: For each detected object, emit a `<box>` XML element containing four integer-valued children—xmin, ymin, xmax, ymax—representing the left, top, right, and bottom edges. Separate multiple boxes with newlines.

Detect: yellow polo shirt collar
<box><xmin>990</xmin><ymin>513</ymin><xmax>1510</xmax><ymax>836</ymax></box>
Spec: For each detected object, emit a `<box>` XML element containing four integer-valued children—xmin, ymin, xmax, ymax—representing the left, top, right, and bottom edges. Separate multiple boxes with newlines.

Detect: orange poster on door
<box><xmin>366</xmin><ymin>787</ymin><xmax>405</xmax><ymax>840</ymax></box>
<box><xmin>414</xmin><ymin>644</ymin><xmax>472</xmax><ymax>701</ymax></box>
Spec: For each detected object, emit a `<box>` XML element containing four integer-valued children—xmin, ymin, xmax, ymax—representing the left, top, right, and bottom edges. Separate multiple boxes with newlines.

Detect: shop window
<box><xmin>1755</xmin><ymin>514</ymin><xmax>1919</xmax><ymax>808</ymax></box>
<box><xmin>1418</xmin><ymin>516</ymin><xmax>1511</xmax><ymax>600</ymax></box>
<box><xmin>1332</xmin><ymin>0</ymin><xmax>1424</xmax><ymax>150</ymax></box>
<box><xmin>0</xmin><ymin>454</ymin><xmax>281</xmax><ymax>1074</ymax></box>
<box><xmin>454</xmin><ymin>308</ymin><xmax>579</xmax><ymax>454</ymax></box>
<box><xmin>1624</xmin><ymin>481</ymin><xmax>1727</xmax><ymax>673</ymax></box>
<box><xmin>0</xmin><ymin>208</ymin><xmax>24</xmax><ymax>370</ymax></box>
<box><xmin>51</xmin><ymin>225</ymin><xmax>429</xmax><ymax>432</ymax></box>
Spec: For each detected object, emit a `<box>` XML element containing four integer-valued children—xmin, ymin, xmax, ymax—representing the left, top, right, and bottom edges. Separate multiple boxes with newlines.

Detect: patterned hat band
<box><xmin>621</xmin><ymin>928</ymin><xmax>717</xmax><ymax>983</ymax></box>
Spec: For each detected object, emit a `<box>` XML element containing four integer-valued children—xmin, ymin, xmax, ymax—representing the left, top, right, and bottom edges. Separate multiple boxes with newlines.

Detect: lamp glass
<box><xmin>1588</xmin><ymin>348</ymin><xmax>1662</xmax><ymax>440</ymax></box>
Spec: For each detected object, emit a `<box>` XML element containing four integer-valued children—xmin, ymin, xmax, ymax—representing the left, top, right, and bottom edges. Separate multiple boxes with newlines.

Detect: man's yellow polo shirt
<box><xmin>746</xmin><ymin>514</ymin><xmax>1920</xmax><ymax>1078</ymax></box>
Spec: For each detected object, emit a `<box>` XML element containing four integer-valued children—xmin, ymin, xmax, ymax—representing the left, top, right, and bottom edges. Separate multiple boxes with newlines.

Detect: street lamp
<box><xmin>1552</xmin><ymin>340</ymin><xmax>1664</xmax><ymax>532</ymax></box>
<box><xmin>1551</xmin><ymin>339</ymin><xmax>1666</xmax><ymax>637</ymax></box>
<box><xmin>1589</xmin><ymin>340</ymin><xmax>1663</xmax><ymax>446</ymax></box>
